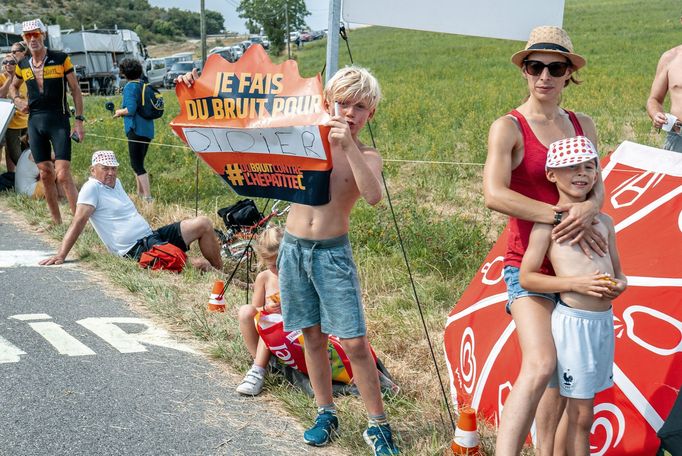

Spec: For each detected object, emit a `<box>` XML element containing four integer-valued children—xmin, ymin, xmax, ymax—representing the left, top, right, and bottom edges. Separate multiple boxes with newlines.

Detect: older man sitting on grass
<box><xmin>40</xmin><ymin>150</ymin><xmax>222</xmax><ymax>272</ymax></box>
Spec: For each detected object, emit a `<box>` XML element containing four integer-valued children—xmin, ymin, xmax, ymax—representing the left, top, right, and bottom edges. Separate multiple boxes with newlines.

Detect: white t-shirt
<box><xmin>14</xmin><ymin>149</ymin><xmax>39</xmax><ymax>196</ymax></box>
<box><xmin>77</xmin><ymin>177</ymin><xmax>153</xmax><ymax>256</ymax></box>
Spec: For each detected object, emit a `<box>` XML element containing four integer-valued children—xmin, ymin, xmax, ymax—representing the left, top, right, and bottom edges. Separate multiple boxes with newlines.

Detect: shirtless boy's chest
<box><xmin>329</xmin><ymin>148</ymin><xmax>359</xmax><ymax>199</ymax></box>
<box><xmin>549</xmin><ymin>222</ymin><xmax>613</xmax><ymax>277</ymax></box>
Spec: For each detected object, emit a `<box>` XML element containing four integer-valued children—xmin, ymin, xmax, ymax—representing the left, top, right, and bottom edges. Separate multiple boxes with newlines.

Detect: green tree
<box><xmin>244</xmin><ymin>19</ymin><xmax>260</xmax><ymax>35</ymax></box>
<box><xmin>152</xmin><ymin>20</ymin><xmax>181</xmax><ymax>37</ymax></box>
<box><xmin>205</xmin><ymin>10</ymin><xmax>225</xmax><ymax>35</ymax></box>
<box><xmin>237</xmin><ymin>0</ymin><xmax>310</xmax><ymax>54</ymax></box>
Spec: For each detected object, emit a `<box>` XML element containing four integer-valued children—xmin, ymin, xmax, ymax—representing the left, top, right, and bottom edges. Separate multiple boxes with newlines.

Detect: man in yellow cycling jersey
<box><xmin>10</xmin><ymin>18</ymin><xmax>85</xmax><ymax>224</ymax></box>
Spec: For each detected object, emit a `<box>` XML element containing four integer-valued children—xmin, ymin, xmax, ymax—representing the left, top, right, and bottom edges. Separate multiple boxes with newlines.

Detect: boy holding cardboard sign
<box><xmin>178</xmin><ymin>65</ymin><xmax>398</xmax><ymax>454</ymax></box>
<box><xmin>277</xmin><ymin>67</ymin><xmax>398</xmax><ymax>454</ymax></box>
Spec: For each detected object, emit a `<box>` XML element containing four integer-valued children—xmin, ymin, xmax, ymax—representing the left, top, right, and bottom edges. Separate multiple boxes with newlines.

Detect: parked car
<box><xmin>163</xmin><ymin>51</ymin><xmax>193</xmax><ymax>70</ymax></box>
<box><xmin>249</xmin><ymin>35</ymin><xmax>270</xmax><ymax>50</ymax></box>
<box><xmin>208</xmin><ymin>46</ymin><xmax>238</xmax><ymax>63</ymax></box>
<box><xmin>145</xmin><ymin>57</ymin><xmax>167</xmax><ymax>88</ymax></box>
<box><xmin>164</xmin><ymin>61</ymin><xmax>199</xmax><ymax>88</ymax></box>
<box><xmin>239</xmin><ymin>40</ymin><xmax>252</xmax><ymax>51</ymax></box>
<box><xmin>299</xmin><ymin>31</ymin><xmax>312</xmax><ymax>42</ymax></box>
<box><xmin>230</xmin><ymin>45</ymin><xmax>243</xmax><ymax>59</ymax></box>
<box><xmin>289</xmin><ymin>31</ymin><xmax>300</xmax><ymax>43</ymax></box>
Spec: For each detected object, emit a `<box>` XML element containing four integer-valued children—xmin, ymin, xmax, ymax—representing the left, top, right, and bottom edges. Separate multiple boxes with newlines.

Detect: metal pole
<box><xmin>325</xmin><ymin>0</ymin><xmax>341</xmax><ymax>82</ymax></box>
<box><xmin>200</xmin><ymin>0</ymin><xmax>207</xmax><ymax>64</ymax></box>
<box><xmin>285</xmin><ymin>0</ymin><xmax>291</xmax><ymax>60</ymax></box>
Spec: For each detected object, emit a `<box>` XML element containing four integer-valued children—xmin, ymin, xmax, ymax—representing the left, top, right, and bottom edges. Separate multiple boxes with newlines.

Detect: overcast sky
<box><xmin>147</xmin><ymin>0</ymin><xmax>332</xmax><ymax>34</ymax></box>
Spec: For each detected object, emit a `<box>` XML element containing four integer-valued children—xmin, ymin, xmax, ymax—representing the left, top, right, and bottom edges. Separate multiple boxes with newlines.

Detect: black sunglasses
<box><xmin>2</xmin><ymin>60</ymin><xmax>16</xmax><ymax>65</ymax></box>
<box><xmin>523</xmin><ymin>60</ymin><xmax>570</xmax><ymax>77</ymax></box>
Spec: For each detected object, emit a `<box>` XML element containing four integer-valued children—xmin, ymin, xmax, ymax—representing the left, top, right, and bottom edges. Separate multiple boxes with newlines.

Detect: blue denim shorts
<box><xmin>277</xmin><ymin>231</ymin><xmax>366</xmax><ymax>338</ymax></box>
<box><xmin>664</xmin><ymin>131</ymin><xmax>682</xmax><ymax>153</ymax></box>
<box><xmin>503</xmin><ymin>266</ymin><xmax>559</xmax><ymax>314</ymax></box>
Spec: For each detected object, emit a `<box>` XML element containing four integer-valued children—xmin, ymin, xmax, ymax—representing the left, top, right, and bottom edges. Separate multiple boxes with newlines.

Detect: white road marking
<box><xmin>9</xmin><ymin>313</ymin><xmax>52</xmax><ymax>321</ymax></box>
<box><xmin>0</xmin><ymin>335</ymin><xmax>27</xmax><ymax>363</ymax></box>
<box><xmin>9</xmin><ymin>314</ymin><xmax>95</xmax><ymax>357</ymax></box>
<box><xmin>2</xmin><ymin>314</ymin><xmax>197</xmax><ymax>362</ymax></box>
<box><xmin>29</xmin><ymin>321</ymin><xmax>96</xmax><ymax>356</ymax></box>
<box><xmin>0</xmin><ymin>250</ymin><xmax>52</xmax><ymax>267</ymax></box>
<box><xmin>77</xmin><ymin>317</ymin><xmax>197</xmax><ymax>354</ymax></box>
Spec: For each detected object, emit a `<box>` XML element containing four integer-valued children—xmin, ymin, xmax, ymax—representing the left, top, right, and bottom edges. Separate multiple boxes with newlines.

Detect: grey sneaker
<box><xmin>235</xmin><ymin>367</ymin><xmax>265</xmax><ymax>396</ymax></box>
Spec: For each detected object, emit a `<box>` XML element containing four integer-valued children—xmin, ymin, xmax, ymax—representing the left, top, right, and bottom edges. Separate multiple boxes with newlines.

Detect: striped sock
<box><xmin>318</xmin><ymin>403</ymin><xmax>337</xmax><ymax>415</ymax></box>
<box><xmin>368</xmin><ymin>414</ymin><xmax>388</xmax><ymax>427</ymax></box>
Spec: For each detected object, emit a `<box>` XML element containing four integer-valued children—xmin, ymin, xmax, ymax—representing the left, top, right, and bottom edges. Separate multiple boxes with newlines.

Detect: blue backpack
<box><xmin>135</xmin><ymin>80</ymin><xmax>164</xmax><ymax>120</ymax></box>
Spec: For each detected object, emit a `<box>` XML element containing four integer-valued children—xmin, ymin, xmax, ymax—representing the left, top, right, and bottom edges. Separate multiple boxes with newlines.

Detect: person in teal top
<box><xmin>114</xmin><ymin>58</ymin><xmax>155</xmax><ymax>201</ymax></box>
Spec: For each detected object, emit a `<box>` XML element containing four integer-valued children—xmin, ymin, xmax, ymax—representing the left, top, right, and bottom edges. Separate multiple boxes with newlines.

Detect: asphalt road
<box><xmin>0</xmin><ymin>205</ymin><xmax>345</xmax><ymax>456</ymax></box>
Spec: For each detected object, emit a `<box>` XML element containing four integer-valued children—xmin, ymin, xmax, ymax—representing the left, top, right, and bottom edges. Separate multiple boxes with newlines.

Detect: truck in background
<box><xmin>62</xmin><ymin>28</ymin><xmax>147</xmax><ymax>95</ymax></box>
<box><xmin>0</xmin><ymin>22</ymin><xmax>148</xmax><ymax>96</ymax></box>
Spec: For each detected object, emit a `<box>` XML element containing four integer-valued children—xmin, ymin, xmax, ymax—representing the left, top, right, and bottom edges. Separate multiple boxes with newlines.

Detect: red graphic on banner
<box><xmin>170</xmin><ymin>45</ymin><xmax>333</xmax><ymax>205</ymax></box>
<box><xmin>444</xmin><ymin>141</ymin><xmax>682</xmax><ymax>454</ymax></box>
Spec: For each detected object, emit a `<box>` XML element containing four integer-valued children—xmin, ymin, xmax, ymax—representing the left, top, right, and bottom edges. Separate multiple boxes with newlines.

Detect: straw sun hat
<box><xmin>511</xmin><ymin>26</ymin><xmax>586</xmax><ymax>70</ymax></box>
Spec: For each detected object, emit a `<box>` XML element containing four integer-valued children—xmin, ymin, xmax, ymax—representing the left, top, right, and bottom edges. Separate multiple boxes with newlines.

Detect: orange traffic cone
<box><xmin>207</xmin><ymin>280</ymin><xmax>226</xmax><ymax>312</ymax></box>
<box><xmin>451</xmin><ymin>407</ymin><xmax>481</xmax><ymax>455</ymax></box>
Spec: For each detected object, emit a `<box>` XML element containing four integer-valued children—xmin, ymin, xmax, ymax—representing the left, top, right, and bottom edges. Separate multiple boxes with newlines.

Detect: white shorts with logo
<box><xmin>549</xmin><ymin>303</ymin><xmax>615</xmax><ymax>399</ymax></box>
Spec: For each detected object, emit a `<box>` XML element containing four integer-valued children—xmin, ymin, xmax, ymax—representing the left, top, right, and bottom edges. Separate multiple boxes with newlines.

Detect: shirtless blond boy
<box><xmin>647</xmin><ymin>16</ymin><xmax>682</xmax><ymax>152</ymax></box>
<box><xmin>177</xmin><ymin>66</ymin><xmax>398</xmax><ymax>454</ymax></box>
<box><xmin>519</xmin><ymin>136</ymin><xmax>627</xmax><ymax>456</ymax></box>
<box><xmin>277</xmin><ymin>67</ymin><xmax>398</xmax><ymax>455</ymax></box>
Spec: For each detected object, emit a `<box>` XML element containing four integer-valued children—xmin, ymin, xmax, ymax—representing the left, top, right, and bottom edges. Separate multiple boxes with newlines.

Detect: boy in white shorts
<box><xmin>519</xmin><ymin>136</ymin><xmax>627</xmax><ymax>456</ymax></box>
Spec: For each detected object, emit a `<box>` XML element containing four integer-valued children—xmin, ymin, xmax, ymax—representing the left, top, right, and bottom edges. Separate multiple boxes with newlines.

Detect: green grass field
<box><xmin>4</xmin><ymin>0</ymin><xmax>680</xmax><ymax>454</ymax></box>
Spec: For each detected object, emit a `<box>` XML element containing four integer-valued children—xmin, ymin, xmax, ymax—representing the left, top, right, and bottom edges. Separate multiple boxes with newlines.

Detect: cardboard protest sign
<box><xmin>170</xmin><ymin>45</ymin><xmax>332</xmax><ymax>205</ymax></box>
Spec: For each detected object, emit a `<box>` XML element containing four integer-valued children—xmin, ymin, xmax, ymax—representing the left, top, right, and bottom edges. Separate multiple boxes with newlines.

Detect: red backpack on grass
<box><xmin>138</xmin><ymin>243</ymin><xmax>187</xmax><ymax>272</ymax></box>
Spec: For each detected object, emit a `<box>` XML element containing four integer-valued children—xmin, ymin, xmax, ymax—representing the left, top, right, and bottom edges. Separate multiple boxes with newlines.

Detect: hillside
<box><xmin>146</xmin><ymin>36</ymin><xmax>250</xmax><ymax>60</ymax></box>
<box><xmin>0</xmin><ymin>0</ymin><xmax>225</xmax><ymax>44</ymax></box>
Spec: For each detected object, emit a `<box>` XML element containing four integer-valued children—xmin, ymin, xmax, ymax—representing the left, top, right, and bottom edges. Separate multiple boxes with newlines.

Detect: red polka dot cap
<box><xmin>22</xmin><ymin>19</ymin><xmax>46</xmax><ymax>33</ymax></box>
<box><xmin>91</xmin><ymin>150</ymin><xmax>120</xmax><ymax>167</ymax></box>
<box><xmin>546</xmin><ymin>136</ymin><xmax>599</xmax><ymax>170</ymax></box>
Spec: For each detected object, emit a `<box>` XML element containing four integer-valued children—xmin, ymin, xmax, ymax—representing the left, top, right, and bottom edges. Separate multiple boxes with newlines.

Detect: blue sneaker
<box><xmin>363</xmin><ymin>423</ymin><xmax>399</xmax><ymax>455</ymax></box>
<box><xmin>303</xmin><ymin>410</ymin><xmax>339</xmax><ymax>446</ymax></box>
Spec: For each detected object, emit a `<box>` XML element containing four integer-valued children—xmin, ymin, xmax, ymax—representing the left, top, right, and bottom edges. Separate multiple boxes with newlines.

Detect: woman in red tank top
<box><xmin>483</xmin><ymin>26</ymin><xmax>606</xmax><ymax>455</ymax></box>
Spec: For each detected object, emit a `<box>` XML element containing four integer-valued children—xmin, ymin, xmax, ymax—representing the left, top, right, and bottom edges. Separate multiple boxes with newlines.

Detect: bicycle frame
<box><xmin>216</xmin><ymin>200</ymin><xmax>290</xmax><ymax>262</ymax></box>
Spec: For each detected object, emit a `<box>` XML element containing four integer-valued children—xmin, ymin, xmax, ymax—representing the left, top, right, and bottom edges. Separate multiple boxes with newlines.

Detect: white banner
<box><xmin>342</xmin><ymin>0</ymin><xmax>565</xmax><ymax>42</ymax></box>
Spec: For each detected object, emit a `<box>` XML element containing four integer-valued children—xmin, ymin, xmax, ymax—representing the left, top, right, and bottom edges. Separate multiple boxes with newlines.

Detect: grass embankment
<box><xmin>4</xmin><ymin>0</ymin><xmax>679</xmax><ymax>453</ymax></box>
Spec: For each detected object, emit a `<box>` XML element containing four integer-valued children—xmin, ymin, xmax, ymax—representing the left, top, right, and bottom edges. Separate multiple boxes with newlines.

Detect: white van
<box><xmin>163</xmin><ymin>52</ymin><xmax>194</xmax><ymax>69</ymax></box>
<box><xmin>145</xmin><ymin>58</ymin><xmax>167</xmax><ymax>88</ymax></box>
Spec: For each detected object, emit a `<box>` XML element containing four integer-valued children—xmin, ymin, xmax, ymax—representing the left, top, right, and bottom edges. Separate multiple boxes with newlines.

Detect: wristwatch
<box><xmin>553</xmin><ymin>211</ymin><xmax>563</xmax><ymax>226</ymax></box>
<box><xmin>74</xmin><ymin>114</ymin><xmax>85</xmax><ymax>121</ymax></box>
